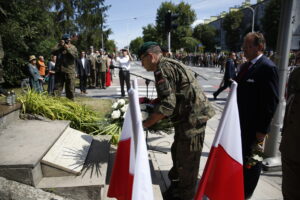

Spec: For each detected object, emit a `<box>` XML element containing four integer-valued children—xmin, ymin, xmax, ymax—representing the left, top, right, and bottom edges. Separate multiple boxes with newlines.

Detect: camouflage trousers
<box><xmin>88</xmin><ymin>68</ymin><xmax>96</xmax><ymax>87</ymax></box>
<box><xmin>54</xmin><ymin>72</ymin><xmax>75</xmax><ymax>100</ymax></box>
<box><xmin>167</xmin><ymin>125</ymin><xmax>205</xmax><ymax>200</ymax></box>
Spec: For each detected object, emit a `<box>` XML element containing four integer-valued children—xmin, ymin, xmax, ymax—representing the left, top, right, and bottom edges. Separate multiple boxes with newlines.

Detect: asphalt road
<box><xmin>77</xmin><ymin>61</ymin><xmax>228</xmax><ymax>112</ymax></box>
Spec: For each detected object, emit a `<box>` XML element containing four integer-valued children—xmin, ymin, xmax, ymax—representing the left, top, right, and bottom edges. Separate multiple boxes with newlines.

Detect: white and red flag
<box><xmin>107</xmin><ymin>86</ymin><xmax>154</xmax><ymax>200</ymax></box>
<box><xmin>194</xmin><ymin>81</ymin><xmax>244</xmax><ymax>200</ymax></box>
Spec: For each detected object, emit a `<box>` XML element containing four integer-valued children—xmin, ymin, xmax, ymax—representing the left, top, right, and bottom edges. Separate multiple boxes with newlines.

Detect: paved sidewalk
<box><xmin>148</xmin><ymin>105</ymin><xmax>283</xmax><ymax>200</ymax></box>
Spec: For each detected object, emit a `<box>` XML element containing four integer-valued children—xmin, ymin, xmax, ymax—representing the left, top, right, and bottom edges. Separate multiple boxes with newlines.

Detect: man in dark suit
<box><xmin>213</xmin><ymin>52</ymin><xmax>236</xmax><ymax>99</ymax></box>
<box><xmin>76</xmin><ymin>51</ymin><xmax>90</xmax><ymax>94</ymax></box>
<box><xmin>235</xmin><ymin>32</ymin><xmax>279</xmax><ymax>199</ymax></box>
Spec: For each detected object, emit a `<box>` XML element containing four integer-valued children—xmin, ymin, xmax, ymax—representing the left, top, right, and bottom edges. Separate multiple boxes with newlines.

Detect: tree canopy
<box><xmin>138</xmin><ymin>1</ymin><xmax>196</xmax><ymax>52</ymax></box>
<box><xmin>129</xmin><ymin>37</ymin><xmax>144</xmax><ymax>55</ymax></box>
<box><xmin>262</xmin><ymin>0</ymin><xmax>281</xmax><ymax>50</ymax></box>
<box><xmin>222</xmin><ymin>10</ymin><xmax>244</xmax><ymax>51</ymax></box>
<box><xmin>193</xmin><ymin>24</ymin><xmax>217</xmax><ymax>52</ymax></box>
<box><xmin>0</xmin><ymin>0</ymin><xmax>112</xmax><ymax>86</ymax></box>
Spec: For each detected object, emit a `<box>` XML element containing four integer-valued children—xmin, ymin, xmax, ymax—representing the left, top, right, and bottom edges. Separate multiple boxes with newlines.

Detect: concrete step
<box><xmin>0</xmin><ymin>103</ymin><xmax>21</xmax><ymax>129</ymax></box>
<box><xmin>41</xmin><ymin>127</ymin><xmax>93</xmax><ymax>176</ymax></box>
<box><xmin>0</xmin><ymin>119</ymin><xmax>70</xmax><ymax>186</ymax></box>
<box><xmin>37</xmin><ymin>135</ymin><xmax>111</xmax><ymax>200</ymax></box>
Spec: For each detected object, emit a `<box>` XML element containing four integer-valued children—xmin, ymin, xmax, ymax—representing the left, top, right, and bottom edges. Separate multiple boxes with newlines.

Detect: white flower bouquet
<box><xmin>97</xmin><ymin>97</ymin><xmax>174</xmax><ymax>144</ymax></box>
<box><xmin>97</xmin><ymin>99</ymin><xmax>129</xmax><ymax>144</ymax></box>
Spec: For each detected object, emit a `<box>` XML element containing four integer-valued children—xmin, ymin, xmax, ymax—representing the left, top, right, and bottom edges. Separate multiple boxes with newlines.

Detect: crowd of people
<box><xmin>26</xmin><ymin>34</ymin><xmax>134</xmax><ymax>100</ymax></box>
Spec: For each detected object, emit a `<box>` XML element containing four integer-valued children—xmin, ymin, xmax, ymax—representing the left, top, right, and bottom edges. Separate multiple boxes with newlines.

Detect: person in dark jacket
<box><xmin>236</xmin><ymin>32</ymin><xmax>279</xmax><ymax>199</ymax></box>
<box><xmin>213</xmin><ymin>52</ymin><xmax>236</xmax><ymax>99</ymax></box>
<box><xmin>76</xmin><ymin>51</ymin><xmax>90</xmax><ymax>94</ymax></box>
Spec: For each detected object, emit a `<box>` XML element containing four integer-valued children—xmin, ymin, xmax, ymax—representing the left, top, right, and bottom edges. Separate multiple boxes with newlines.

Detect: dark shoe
<box><xmin>213</xmin><ymin>93</ymin><xmax>217</xmax><ymax>100</ymax></box>
<box><xmin>163</xmin><ymin>182</ymin><xmax>179</xmax><ymax>200</ymax></box>
<box><xmin>83</xmin><ymin>91</ymin><xmax>87</xmax><ymax>94</ymax></box>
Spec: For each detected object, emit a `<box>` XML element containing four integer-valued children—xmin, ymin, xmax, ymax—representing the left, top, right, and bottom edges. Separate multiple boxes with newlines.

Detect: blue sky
<box><xmin>106</xmin><ymin>0</ymin><xmax>257</xmax><ymax>49</ymax></box>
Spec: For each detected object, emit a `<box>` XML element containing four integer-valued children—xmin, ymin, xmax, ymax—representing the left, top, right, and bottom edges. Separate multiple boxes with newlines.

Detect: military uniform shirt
<box><xmin>154</xmin><ymin>57</ymin><xmax>215</xmax><ymax>136</ymax></box>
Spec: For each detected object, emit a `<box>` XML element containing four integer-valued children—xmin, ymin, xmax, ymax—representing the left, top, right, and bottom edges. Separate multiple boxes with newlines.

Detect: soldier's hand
<box><xmin>64</xmin><ymin>44</ymin><xmax>70</xmax><ymax>49</ymax></box>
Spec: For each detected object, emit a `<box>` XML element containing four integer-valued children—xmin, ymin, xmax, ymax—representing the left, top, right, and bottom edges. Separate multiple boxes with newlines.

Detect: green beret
<box><xmin>138</xmin><ymin>41</ymin><xmax>159</xmax><ymax>58</ymax></box>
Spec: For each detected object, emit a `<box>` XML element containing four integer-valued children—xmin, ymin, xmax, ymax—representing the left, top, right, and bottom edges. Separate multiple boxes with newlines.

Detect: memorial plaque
<box><xmin>41</xmin><ymin>127</ymin><xmax>93</xmax><ymax>175</ymax></box>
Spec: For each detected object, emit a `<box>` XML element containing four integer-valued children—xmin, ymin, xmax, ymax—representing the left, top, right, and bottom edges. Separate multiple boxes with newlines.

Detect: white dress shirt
<box><xmin>117</xmin><ymin>55</ymin><xmax>131</xmax><ymax>71</ymax></box>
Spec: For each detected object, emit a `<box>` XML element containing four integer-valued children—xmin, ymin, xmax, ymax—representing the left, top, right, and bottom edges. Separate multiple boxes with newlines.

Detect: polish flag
<box><xmin>107</xmin><ymin>87</ymin><xmax>154</xmax><ymax>200</ymax></box>
<box><xmin>194</xmin><ymin>81</ymin><xmax>244</xmax><ymax>200</ymax></box>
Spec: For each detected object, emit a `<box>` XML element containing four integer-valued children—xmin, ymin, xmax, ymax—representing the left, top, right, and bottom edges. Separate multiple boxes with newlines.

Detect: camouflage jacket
<box><xmin>154</xmin><ymin>57</ymin><xmax>215</xmax><ymax>137</ymax></box>
<box><xmin>87</xmin><ymin>54</ymin><xmax>96</xmax><ymax>70</ymax></box>
<box><xmin>52</xmin><ymin>44</ymin><xmax>78</xmax><ymax>73</ymax></box>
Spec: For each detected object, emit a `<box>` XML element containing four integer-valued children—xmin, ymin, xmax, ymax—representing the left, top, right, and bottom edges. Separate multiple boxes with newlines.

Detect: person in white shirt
<box><xmin>116</xmin><ymin>49</ymin><xmax>132</xmax><ymax>97</ymax></box>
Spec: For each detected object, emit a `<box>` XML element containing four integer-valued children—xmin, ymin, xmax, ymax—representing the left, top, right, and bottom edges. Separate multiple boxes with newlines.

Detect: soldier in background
<box><xmin>87</xmin><ymin>46</ymin><xmax>96</xmax><ymax>88</ymax></box>
<box><xmin>52</xmin><ymin>34</ymin><xmax>78</xmax><ymax>100</ymax></box>
<box><xmin>139</xmin><ymin>42</ymin><xmax>215</xmax><ymax>200</ymax></box>
<box><xmin>96</xmin><ymin>50</ymin><xmax>108</xmax><ymax>89</ymax></box>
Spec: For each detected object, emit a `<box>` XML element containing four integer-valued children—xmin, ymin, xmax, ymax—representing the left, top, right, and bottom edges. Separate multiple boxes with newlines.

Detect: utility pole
<box><xmin>100</xmin><ymin>10</ymin><xmax>104</xmax><ymax>50</ymax></box>
<box><xmin>165</xmin><ymin>10</ymin><xmax>178</xmax><ymax>54</ymax></box>
<box><xmin>246</xmin><ymin>6</ymin><xmax>256</xmax><ymax>32</ymax></box>
<box><xmin>263</xmin><ymin>0</ymin><xmax>296</xmax><ymax>170</ymax></box>
<box><xmin>168</xmin><ymin>32</ymin><xmax>171</xmax><ymax>53</ymax></box>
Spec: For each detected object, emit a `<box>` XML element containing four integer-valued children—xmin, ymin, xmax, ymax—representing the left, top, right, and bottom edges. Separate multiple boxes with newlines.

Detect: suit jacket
<box><xmin>236</xmin><ymin>55</ymin><xmax>279</xmax><ymax>156</ymax></box>
<box><xmin>76</xmin><ymin>58</ymin><xmax>90</xmax><ymax>76</ymax></box>
<box><xmin>224</xmin><ymin>58</ymin><xmax>236</xmax><ymax>82</ymax></box>
<box><xmin>280</xmin><ymin>66</ymin><xmax>300</xmax><ymax>162</ymax></box>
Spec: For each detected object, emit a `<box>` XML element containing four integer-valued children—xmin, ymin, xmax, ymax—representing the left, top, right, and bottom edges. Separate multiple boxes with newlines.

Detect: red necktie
<box><xmin>236</xmin><ymin>62</ymin><xmax>252</xmax><ymax>82</ymax></box>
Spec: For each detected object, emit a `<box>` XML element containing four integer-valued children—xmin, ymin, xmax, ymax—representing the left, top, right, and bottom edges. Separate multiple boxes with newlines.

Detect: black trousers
<box><xmin>242</xmin><ymin>131</ymin><xmax>262</xmax><ymax>199</ymax></box>
<box><xmin>243</xmin><ymin>161</ymin><xmax>262</xmax><ymax>199</ymax></box>
<box><xmin>119</xmin><ymin>70</ymin><xmax>130</xmax><ymax>96</ymax></box>
<box><xmin>79</xmin><ymin>74</ymin><xmax>88</xmax><ymax>92</ymax></box>
<box><xmin>214</xmin><ymin>80</ymin><xmax>232</xmax><ymax>97</ymax></box>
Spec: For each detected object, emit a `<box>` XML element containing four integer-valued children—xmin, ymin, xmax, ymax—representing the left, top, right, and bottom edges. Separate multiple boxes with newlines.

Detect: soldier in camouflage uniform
<box><xmin>52</xmin><ymin>34</ymin><xmax>78</xmax><ymax>100</ymax></box>
<box><xmin>280</xmin><ymin>64</ymin><xmax>300</xmax><ymax>199</ymax></box>
<box><xmin>87</xmin><ymin>46</ymin><xmax>97</xmax><ymax>88</ymax></box>
<box><xmin>140</xmin><ymin>42</ymin><xmax>215</xmax><ymax>200</ymax></box>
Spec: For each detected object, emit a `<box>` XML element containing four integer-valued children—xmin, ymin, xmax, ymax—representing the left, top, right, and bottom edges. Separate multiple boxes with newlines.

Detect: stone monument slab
<box><xmin>41</xmin><ymin>127</ymin><xmax>93</xmax><ymax>175</ymax></box>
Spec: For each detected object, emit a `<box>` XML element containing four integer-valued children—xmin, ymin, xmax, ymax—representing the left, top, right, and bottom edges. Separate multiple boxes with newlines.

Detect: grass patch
<box><xmin>75</xmin><ymin>97</ymin><xmax>113</xmax><ymax>118</ymax></box>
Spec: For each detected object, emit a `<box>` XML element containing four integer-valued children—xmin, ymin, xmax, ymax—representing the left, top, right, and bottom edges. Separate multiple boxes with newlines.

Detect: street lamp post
<box><xmin>246</xmin><ymin>6</ymin><xmax>255</xmax><ymax>32</ymax></box>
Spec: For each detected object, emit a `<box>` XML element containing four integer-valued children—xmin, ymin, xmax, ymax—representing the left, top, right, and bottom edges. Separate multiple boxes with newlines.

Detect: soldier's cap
<box><xmin>138</xmin><ymin>41</ymin><xmax>159</xmax><ymax>58</ymax></box>
<box><xmin>62</xmin><ymin>33</ymin><xmax>71</xmax><ymax>40</ymax></box>
<box><xmin>121</xmin><ymin>48</ymin><xmax>128</xmax><ymax>52</ymax></box>
<box><xmin>29</xmin><ymin>55</ymin><xmax>36</xmax><ymax>62</ymax></box>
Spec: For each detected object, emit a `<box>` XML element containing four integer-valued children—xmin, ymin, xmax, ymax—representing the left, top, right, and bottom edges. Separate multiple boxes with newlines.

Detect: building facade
<box><xmin>207</xmin><ymin>0</ymin><xmax>300</xmax><ymax>51</ymax></box>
